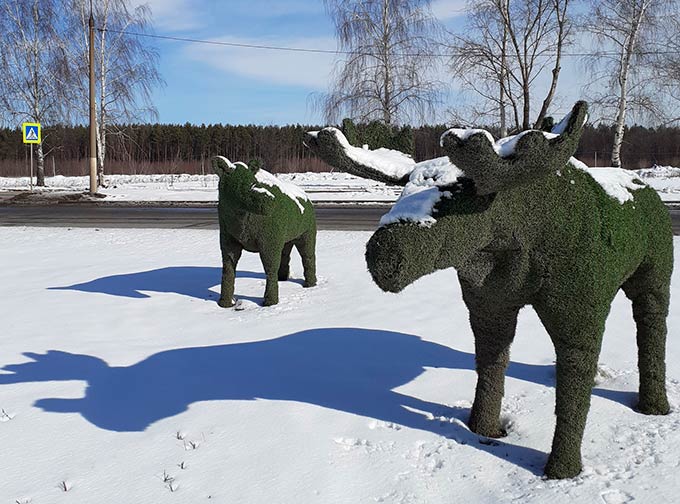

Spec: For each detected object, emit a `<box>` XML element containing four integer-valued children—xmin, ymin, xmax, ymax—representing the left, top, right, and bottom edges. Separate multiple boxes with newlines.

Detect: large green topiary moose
<box><xmin>305</xmin><ymin>102</ymin><xmax>673</xmax><ymax>479</ymax></box>
<box><xmin>213</xmin><ymin>156</ymin><xmax>317</xmax><ymax>307</ymax></box>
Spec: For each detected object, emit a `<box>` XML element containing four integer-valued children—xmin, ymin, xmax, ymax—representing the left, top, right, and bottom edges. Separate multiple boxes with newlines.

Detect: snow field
<box><xmin>0</xmin><ymin>228</ymin><xmax>679</xmax><ymax>503</ymax></box>
<box><xmin>0</xmin><ymin>172</ymin><xmax>403</xmax><ymax>203</ymax></box>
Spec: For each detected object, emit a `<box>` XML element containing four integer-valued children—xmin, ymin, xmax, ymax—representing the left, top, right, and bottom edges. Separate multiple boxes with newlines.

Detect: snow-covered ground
<box><xmin>0</xmin><ymin>173</ymin><xmax>402</xmax><ymax>203</ymax></box>
<box><xmin>1</xmin><ymin>227</ymin><xmax>679</xmax><ymax>503</ymax></box>
<box><xmin>634</xmin><ymin>166</ymin><xmax>680</xmax><ymax>202</ymax></box>
<box><xmin>0</xmin><ymin>165</ymin><xmax>678</xmax><ymax>204</ymax></box>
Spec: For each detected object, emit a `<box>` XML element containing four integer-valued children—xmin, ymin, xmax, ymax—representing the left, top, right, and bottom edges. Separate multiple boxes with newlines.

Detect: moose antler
<box><xmin>305</xmin><ymin>128</ymin><xmax>412</xmax><ymax>186</ymax></box>
<box><xmin>440</xmin><ymin>101</ymin><xmax>588</xmax><ymax>195</ymax></box>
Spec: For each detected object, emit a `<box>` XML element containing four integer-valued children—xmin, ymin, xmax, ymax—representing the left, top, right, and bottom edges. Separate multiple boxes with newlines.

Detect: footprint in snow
<box><xmin>600</xmin><ymin>490</ymin><xmax>634</xmax><ymax>504</ymax></box>
<box><xmin>234</xmin><ymin>299</ymin><xmax>259</xmax><ymax>311</ymax></box>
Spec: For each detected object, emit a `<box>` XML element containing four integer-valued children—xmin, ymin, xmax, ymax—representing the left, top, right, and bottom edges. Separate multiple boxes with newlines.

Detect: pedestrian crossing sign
<box><xmin>22</xmin><ymin>122</ymin><xmax>41</xmax><ymax>144</ymax></box>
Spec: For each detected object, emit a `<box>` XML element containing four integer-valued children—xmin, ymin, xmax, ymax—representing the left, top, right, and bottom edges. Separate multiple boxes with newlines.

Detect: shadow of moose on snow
<box><xmin>48</xmin><ymin>266</ymin><xmax>257</xmax><ymax>301</ymax></box>
<box><xmin>48</xmin><ymin>266</ymin><xmax>307</xmax><ymax>306</ymax></box>
<box><xmin>0</xmin><ymin>328</ymin><xmax>636</xmax><ymax>474</ymax></box>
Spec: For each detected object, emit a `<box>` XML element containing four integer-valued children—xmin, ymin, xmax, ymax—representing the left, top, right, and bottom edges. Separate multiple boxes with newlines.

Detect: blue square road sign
<box><xmin>22</xmin><ymin>123</ymin><xmax>41</xmax><ymax>144</ymax></box>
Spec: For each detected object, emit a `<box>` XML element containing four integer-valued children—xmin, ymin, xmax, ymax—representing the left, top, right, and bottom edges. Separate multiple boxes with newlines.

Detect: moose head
<box><xmin>307</xmin><ymin>102</ymin><xmax>587</xmax><ymax>292</ymax></box>
<box><xmin>212</xmin><ymin>156</ymin><xmax>276</xmax><ymax>215</ymax></box>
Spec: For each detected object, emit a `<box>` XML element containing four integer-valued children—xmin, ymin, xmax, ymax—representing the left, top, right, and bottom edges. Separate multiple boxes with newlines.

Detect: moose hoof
<box><xmin>544</xmin><ymin>455</ymin><xmax>582</xmax><ymax>480</ymax></box>
<box><xmin>470</xmin><ymin>425</ymin><xmax>507</xmax><ymax>439</ymax></box>
<box><xmin>468</xmin><ymin>419</ymin><xmax>507</xmax><ymax>439</ymax></box>
<box><xmin>637</xmin><ymin>398</ymin><xmax>670</xmax><ymax>416</ymax></box>
<box><xmin>263</xmin><ymin>297</ymin><xmax>279</xmax><ymax>307</ymax></box>
<box><xmin>217</xmin><ymin>297</ymin><xmax>235</xmax><ymax>308</ymax></box>
<box><xmin>303</xmin><ymin>279</ymin><xmax>317</xmax><ymax>288</ymax></box>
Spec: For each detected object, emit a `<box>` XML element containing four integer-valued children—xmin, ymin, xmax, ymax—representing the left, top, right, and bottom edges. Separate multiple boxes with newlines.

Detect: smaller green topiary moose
<box><xmin>213</xmin><ymin>156</ymin><xmax>317</xmax><ymax>307</ymax></box>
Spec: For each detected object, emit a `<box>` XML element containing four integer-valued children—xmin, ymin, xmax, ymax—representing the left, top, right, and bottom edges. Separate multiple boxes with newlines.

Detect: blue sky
<box><xmin>138</xmin><ymin>0</ymin><xmax>582</xmax><ymax>126</ymax></box>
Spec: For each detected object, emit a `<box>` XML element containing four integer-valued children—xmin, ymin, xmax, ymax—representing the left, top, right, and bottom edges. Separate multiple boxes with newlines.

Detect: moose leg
<box><xmin>218</xmin><ymin>236</ymin><xmax>243</xmax><ymax>308</ymax></box>
<box><xmin>295</xmin><ymin>231</ymin><xmax>317</xmax><ymax>288</ymax></box>
<box><xmin>278</xmin><ymin>242</ymin><xmax>294</xmax><ymax>281</ymax></box>
<box><xmin>260</xmin><ymin>247</ymin><xmax>283</xmax><ymax>306</ymax></box>
<box><xmin>537</xmin><ymin>310</ymin><xmax>606</xmax><ymax>479</ymax></box>
<box><xmin>467</xmin><ymin>306</ymin><xmax>519</xmax><ymax>438</ymax></box>
<box><xmin>622</xmin><ymin>268</ymin><xmax>671</xmax><ymax>415</ymax></box>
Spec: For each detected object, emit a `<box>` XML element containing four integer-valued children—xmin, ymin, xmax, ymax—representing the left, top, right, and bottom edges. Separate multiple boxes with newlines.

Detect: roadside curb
<box><xmin>0</xmin><ymin>189</ymin><xmax>394</xmax><ymax>209</ymax></box>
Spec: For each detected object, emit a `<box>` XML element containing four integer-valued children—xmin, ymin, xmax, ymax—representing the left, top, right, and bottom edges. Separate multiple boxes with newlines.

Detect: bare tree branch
<box><xmin>318</xmin><ymin>0</ymin><xmax>443</xmax><ymax>126</ymax></box>
<box><xmin>448</xmin><ymin>0</ymin><xmax>573</xmax><ymax>132</ymax></box>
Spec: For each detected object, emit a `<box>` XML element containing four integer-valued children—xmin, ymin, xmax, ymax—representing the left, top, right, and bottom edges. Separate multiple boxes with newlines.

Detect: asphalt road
<box><xmin>0</xmin><ymin>205</ymin><xmax>389</xmax><ymax>231</ymax></box>
<box><xmin>0</xmin><ymin>204</ymin><xmax>679</xmax><ymax>234</ymax></box>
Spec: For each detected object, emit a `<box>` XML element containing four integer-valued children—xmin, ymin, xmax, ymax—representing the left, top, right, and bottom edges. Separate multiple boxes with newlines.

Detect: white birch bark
<box><xmin>611</xmin><ymin>1</ymin><xmax>650</xmax><ymax>167</ymax></box>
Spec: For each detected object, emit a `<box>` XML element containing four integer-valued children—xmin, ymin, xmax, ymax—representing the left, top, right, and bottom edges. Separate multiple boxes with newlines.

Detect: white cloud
<box><xmin>184</xmin><ymin>36</ymin><xmax>337</xmax><ymax>89</ymax></box>
<box><xmin>230</xmin><ymin>1</ymin><xmax>325</xmax><ymax>17</ymax></box>
<box><xmin>132</xmin><ymin>0</ymin><xmax>201</xmax><ymax>31</ymax></box>
<box><xmin>430</xmin><ymin>0</ymin><xmax>467</xmax><ymax>20</ymax></box>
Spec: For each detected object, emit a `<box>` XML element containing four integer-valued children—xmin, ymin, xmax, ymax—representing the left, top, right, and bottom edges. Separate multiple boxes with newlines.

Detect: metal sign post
<box><xmin>30</xmin><ymin>144</ymin><xmax>33</xmax><ymax>191</ymax></box>
<box><xmin>22</xmin><ymin>122</ymin><xmax>41</xmax><ymax>191</ymax></box>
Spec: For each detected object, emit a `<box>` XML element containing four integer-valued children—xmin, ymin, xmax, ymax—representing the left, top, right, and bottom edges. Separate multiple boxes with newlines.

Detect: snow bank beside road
<box><xmin>0</xmin><ymin>166</ymin><xmax>678</xmax><ymax>203</ymax></box>
<box><xmin>635</xmin><ymin>165</ymin><xmax>680</xmax><ymax>178</ymax></box>
<box><xmin>633</xmin><ymin>166</ymin><xmax>680</xmax><ymax>202</ymax></box>
<box><xmin>0</xmin><ymin>172</ymin><xmax>402</xmax><ymax>203</ymax></box>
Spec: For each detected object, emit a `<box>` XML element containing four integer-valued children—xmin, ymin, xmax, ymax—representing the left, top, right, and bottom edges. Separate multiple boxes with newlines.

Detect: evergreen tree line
<box><xmin>1</xmin><ymin>122</ymin><xmax>679</xmax><ymax>178</ymax></box>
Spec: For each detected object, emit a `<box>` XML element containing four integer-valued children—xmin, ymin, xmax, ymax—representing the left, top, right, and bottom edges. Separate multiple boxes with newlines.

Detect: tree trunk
<box><xmin>534</xmin><ymin>65</ymin><xmax>560</xmax><ymax>129</ymax></box>
<box><xmin>381</xmin><ymin>0</ymin><xmax>392</xmax><ymax>126</ymax></box>
<box><xmin>535</xmin><ymin>0</ymin><xmax>568</xmax><ymax>129</ymax></box>
<box><xmin>96</xmin><ymin>122</ymin><xmax>106</xmax><ymax>187</ymax></box>
<box><xmin>499</xmin><ymin>84</ymin><xmax>507</xmax><ymax>137</ymax></box>
<box><xmin>36</xmin><ymin>141</ymin><xmax>45</xmax><ymax>186</ymax></box>
<box><xmin>611</xmin><ymin>1</ymin><xmax>648</xmax><ymax>168</ymax></box>
<box><xmin>499</xmin><ymin>0</ymin><xmax>508</xmax><ymax>137</ymax></box>
<box><xmin>522</xmin><ymin>81</ymin><xmax>531</xmax><ymax>131</ymax></box>
<box><xmin>98</xmin><ymin>9</ymin><xmax>107</xmax><ymax>187</ymax></box>
<box><xmin>611</xmin><ymin>89</ymin><xmax>628</xmax><ymax>168</ymax></box>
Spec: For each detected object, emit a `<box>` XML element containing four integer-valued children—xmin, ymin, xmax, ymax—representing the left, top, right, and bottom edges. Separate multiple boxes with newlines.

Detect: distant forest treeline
<box><xmin>1</xmin><ymin>123</ymin><xmax>679</xmax><ymax>177</ymax></box>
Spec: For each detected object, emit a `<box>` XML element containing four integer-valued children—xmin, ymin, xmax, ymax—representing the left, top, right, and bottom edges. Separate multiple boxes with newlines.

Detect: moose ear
<box><xmin>247</xmin><ymin>158</ymin><xmax>263</xmax><ymax>174</ymax></box>
<box><xmin>551</xmin><ymin>100</ymin><xmax>588</xmax><ymax>137</ymax></box>
<box><xmin>212</xmin><ymin>156</ymin><xmax>235</xmax><ymax>177</ymax></box>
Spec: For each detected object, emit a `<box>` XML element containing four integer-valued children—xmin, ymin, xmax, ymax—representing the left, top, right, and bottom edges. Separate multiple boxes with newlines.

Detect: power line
<box><xmin>98</xmin><ymin>27</ymin><xmax>679</xmax><ymax>58</ymax></box>
<box><xmin>98</xmin><ymin>28</ymin><xmax>344</xmax><ymax>55</ymax></box>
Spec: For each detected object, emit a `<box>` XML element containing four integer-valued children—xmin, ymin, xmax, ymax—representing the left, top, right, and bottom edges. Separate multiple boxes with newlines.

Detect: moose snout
<box><xmin>366</xmin><ymin>232</ymin><xmax>406</xmax><ymax>293</ymax></box>
<box><xmin>366</xmin><ymin>238</ymin><xmax>407</xmax><ymax>292</ymax></box>
<box><xmin>366</xmin><ymin>224</ymin><xmax>442</xmax><ymax>293</ymax></box>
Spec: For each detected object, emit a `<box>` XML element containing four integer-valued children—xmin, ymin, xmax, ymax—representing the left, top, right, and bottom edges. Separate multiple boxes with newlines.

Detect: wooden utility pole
<box><xmin>88</xmin><ymin>0</ymin><xmax>97</xmax><ymax>195</ymax></box>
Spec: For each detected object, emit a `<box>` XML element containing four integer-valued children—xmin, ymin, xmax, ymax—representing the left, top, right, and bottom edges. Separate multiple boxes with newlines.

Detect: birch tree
<box><xmin>63</xmin><ymin>0</ymin><xmax>162</xmax><ymax>185</ymax></box>
<box><xmin>321</xmin><ymin>0</ymin><xmax>443</xmax><ymax>125</ymax></box>
<box><xmin>0</xmin><ymin>0</ymin><xmax>68</xmax><ymax>186</ymax></box>
<box><xmin>583</xmin><ymin>0</ymin><xmax>670</xmax><ymax>167</ymax></box>
<box><xmin>450</xmin><ymin>0</ymin><xmax>573</xmax><ymax>133</ymax></box>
